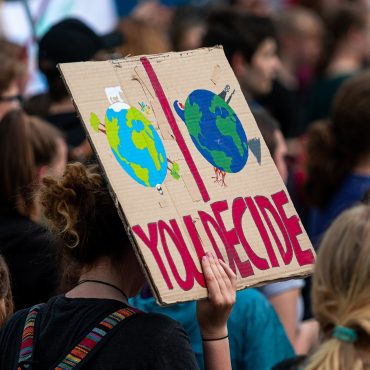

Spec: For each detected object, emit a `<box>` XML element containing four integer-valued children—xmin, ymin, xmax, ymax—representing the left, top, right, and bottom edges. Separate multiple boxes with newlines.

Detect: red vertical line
<box><xmin>140</xmin><ymin>56</ymin><xmax>210</xmax><ymax>202</ymax></box>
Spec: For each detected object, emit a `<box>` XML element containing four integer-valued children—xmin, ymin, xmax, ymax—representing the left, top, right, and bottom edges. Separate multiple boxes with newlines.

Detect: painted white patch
<box><xmin>110</xmin><ymin>102</ymin><xmax>130</xmax><ymax>112</ymax></box>
<box><xmin>105</xmin><ymin>86</ymin><xmax>125</xmax><ymax>105</ymax></box>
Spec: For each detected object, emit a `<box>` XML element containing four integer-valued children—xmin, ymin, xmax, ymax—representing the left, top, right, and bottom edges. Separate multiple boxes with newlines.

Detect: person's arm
<box><xmin>269</xmin><ymin>288</ymin><xmax>300</xmax><ymax>346</ymax></box>
<box><xmin>196</xmin><ymin>251</ymin><xmax>236</xmax><ymax>370</ymax></box>
<box><xmin>295</xmin><ymin>319</ymin><xmax>320</xmax><ymax>355</ymax></box>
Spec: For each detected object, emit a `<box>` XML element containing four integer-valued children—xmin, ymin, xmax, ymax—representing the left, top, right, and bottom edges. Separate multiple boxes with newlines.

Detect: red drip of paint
<box><xmin>140</xmin><ymin>56</ymin><xmax>210</xmax><ymax>202</ymax></box>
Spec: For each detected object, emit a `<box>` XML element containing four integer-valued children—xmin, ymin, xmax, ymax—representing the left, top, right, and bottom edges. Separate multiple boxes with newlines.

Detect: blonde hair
<box><xmin>306</xmin><ymin>205</ymin><xmax>370</xmax><ymax>370</ymax></box>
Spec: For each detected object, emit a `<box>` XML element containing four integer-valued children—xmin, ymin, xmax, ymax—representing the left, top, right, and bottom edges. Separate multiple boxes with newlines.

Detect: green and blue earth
<box><xmin>104</xmin><ymin>104</ymin><xmax>168</xmax><ymax>187</ymax></box>
<box><xmin>174</xmin><ymin>89</ymin><xmax>248</xmax><ymax>173</ymax></box>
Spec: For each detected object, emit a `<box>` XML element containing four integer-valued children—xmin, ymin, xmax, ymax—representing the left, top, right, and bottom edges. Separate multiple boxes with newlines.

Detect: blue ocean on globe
<box><xmin>105</xmin><ymin>104</ymin><xmax>168</xmax><ymax>187</ymax></box>
<box><xmin>175</xmin><ymin>89</ymin><xmax>248</xmax><ymax>173</ymax></box>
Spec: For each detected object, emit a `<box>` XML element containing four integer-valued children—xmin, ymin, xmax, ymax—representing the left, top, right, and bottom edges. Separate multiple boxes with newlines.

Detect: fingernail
<box><xmin>202</xmin><ymin>255</ymin><xmax>208</xmax><ymax>261</ymax></box>
<box><xmin>206</xmin><ymin>251</ymin><xmax>212</xmax><ymax>258</ymax></box>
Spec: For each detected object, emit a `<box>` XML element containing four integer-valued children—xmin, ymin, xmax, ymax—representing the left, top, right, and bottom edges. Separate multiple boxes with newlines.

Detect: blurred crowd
<box><xmin>1</xmin><ymin>0</ymin><xmax>370</xmax><ymax>369</ymax></box>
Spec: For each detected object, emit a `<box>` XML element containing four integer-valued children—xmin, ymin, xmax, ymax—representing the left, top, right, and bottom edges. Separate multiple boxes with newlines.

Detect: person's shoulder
<box><xmin>232</xmin><ymin>288</ymin><xmax>278</xmax><ymax>321</ymax></box>
<box><xmin>329</xmin><ymin>174</ymin><xmax>370</xmax><ymax>211</ymax></box>
<box><xmin>235</xmin><ymin>288</ymin><xmax>268</xmax><ymax>305</ymax></box>
<box><xmin>129</xmin><ymin>310</ymin><xmax>182</xmax><ymax>332</ymax></box>
<box><xmin>104</xmin><ymin>309</ymin><xmax>192</xmax><ymax>362</ymax></box>
<box><xmin>0</xmin><ymin>308</ymin><xmax>28</xmax><ymax>345</ymax></box>
<box><xmin>23</xmin><ymin>93</ymin><xmax>51</xmax><ymax>117</ymax></box>
<box><xmin>0</xmin><ymin>215</ymin><xmax>55</xmax><ymax>253</ymax></box>
<box><xmin>2</xmin><ymin>308</ymin><xmax>28</xmax><ymax>328</ymax></box>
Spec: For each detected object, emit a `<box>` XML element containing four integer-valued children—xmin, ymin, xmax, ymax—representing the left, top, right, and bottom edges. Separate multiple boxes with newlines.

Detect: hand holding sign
<box><xmin>197</xmin><ymin>251</ymin><xmax>236</xmax><ymax>370</ymax></box>
<box><xmin>197</xmin><ymin>251</ymin><xmax>236</xmax><ymax>340</ymax></box>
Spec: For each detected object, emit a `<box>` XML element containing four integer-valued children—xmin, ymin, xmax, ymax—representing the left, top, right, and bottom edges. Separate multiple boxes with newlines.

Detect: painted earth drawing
<box><xmin>173</xmin><ymin>86</ymin><xmax>249</xmax><ymax>185</ymax></box>
<box><xmin>105</xmin><ymin>103</ymin><xmax>168</xmax><ymax>187</ymax></box>
<box><xmin>90</xmin><ymin>86</ymin><xmax>168</xmax><ymax>189</ymax></box>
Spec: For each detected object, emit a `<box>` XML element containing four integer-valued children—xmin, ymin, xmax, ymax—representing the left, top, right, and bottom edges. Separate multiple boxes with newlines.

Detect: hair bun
<box><xmin>41</xmin><ymin>162</ymin><xmax>103</xmax><ymax>248</ymax></box>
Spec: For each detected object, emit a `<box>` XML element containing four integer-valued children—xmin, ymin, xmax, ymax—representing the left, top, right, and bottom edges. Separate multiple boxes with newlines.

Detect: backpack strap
<box><xmin>17</xmin><ymin>303</ymin><xmax>45</xmax><ymax>370</ymax></box>
<box><xmin>55</xmin><ymin>306</ymin><xmax>139</xmax><ymax>370</ymax></box>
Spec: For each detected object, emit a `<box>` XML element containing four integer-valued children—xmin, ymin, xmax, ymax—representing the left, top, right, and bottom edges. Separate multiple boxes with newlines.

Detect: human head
<box><xmin>40</xmin><ymin>163</ymin><xmax>137</xmax><ymax>289</ymax></box>
<box><xmin>275</xmin><ymin>6</ymin><xmax>324</xmax><ymax>70</ymax></box>
<box><xmin>202</xmin><ymin>9</ymin><xmax>280</xmax><ymax>98</ymax></box>
<box><xmin>305</xmin><ymin>71</ymin><xmax>370</xmax><ymax>208</ymax></box>
<box><xmin>0</xmin><ymin>255</ymin><xmax>13</xmax><ymax>326</ymax></box>
<box><xmin>230</xmin><ymin>0</ymin><xmax>270</xmax><ymax>16</ymax></box>
<box><xmin>254</xmin><ymin>109</ymin><xmax>288</xmax><ymax>183</ymax></box>
<box><xmin>0</xmin><ymin>54</ymin><xmax>23</xmax><ymax>120</ymax></box>
<box><xmin>0</xmin><ymin>39</ymin><xmax>29</xmax><ymax>94</ymax></box>
<box><xmin>316</xmin><ymin>4</ymin><xmax>368</xmax><ymax>75</ymax></box>
<box><xmin>38</xmin><ymin>18</ymin><xmax>123</xmax><ymax>102</ymax></box>
<box><xmin>0</xmin><ymin>109</ymin><xmax>67</xmax><ymax>217</ymax></box>
<box><xmin>170</xmin><ymin>6</ymin><xmax>206</xmax><ymax>51</ymax></box>
<box><xmin>306</xmin><ymin>205</ymin><xmax>370</xmax><ymax>369</ymax></box>
<box><xmin>117</xmin><ymin>17</ymin><xmax>170</xmax><ymax>56</ymax></box>
<box><xmin>300</xmin><ymin>0</ymin><xmax>368</xmax><ymax>18</ymax></box>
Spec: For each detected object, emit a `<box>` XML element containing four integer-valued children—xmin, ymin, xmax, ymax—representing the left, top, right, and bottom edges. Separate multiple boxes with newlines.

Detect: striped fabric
<box><xmin>18</xmin><ymin>304</ymin><xmax>45</xmax><ymax>370</ymax></box>
<box><xmin>55</xmin><ymin>306</ymin><xmax>138</xmax><ymax>369</ymax></box>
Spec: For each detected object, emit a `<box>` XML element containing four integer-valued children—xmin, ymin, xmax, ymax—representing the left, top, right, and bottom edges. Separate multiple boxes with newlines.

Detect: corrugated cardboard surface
<box><xmin>59</xmin><ymin>47</ymin><xmax>315</xmax><ymax>305</ymax></box>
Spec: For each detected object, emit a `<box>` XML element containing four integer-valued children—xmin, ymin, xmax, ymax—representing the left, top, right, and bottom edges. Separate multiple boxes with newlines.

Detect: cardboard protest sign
<box><xmin>59</xmin><ymin>47</ymin><xmax>315</xmax><ymax>305</ymax></box>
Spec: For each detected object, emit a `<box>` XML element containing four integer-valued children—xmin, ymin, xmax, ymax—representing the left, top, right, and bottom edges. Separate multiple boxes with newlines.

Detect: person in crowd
<box><xmin>129</xmin><ymin>0</ymin><xmax>175</xmax><ymax>33</ymax></box>
<box><xmin>259</xmin><ymin>6</ymin><xmax>324</xmax><ymax>139</ymax></box>
<box><xmin>300</xmin><ymin>0</ymin><xmax>368</xmax><ymax>18</ymax></box>
<box><xmin>202</xmin><ymin>10</ymin><xmax>303</xmax><ymax>348</ymax></box>
<box><xmin>170</xmin><ymin>5</ymin><xmax>207</xmax><ymax>51</ymax></box>
<box><xmin>24</xmin><ymin>18</ymin><xmax>123</xmax><ymax>161</ymax></box>
<box><xmin>117</xmin><ymin>17</ymin><xmax>171</xmax><ymax>56</ymax></box>
<box><xmin>131</xmin><ymin>284</ymin><xmax>294</xmax><ymax>370</ymax></box>
<box><xmin>0</xmin><ymin>38</ymin><xmax>29</xmax><ymax>95</ymax></box>
<box><xmin>254</xmin><ymin>109</ymin><xmax>314</xmax><ymax>353</ymax></box>
<box><xmin>0</xmin><ymin>109</ymin><xmax>67</xmax><ymax>310</ymax></box>
<box><xmin>203</xmin><ymin>9</ymin><xmax>280</xmax><ymax>108</ymax></box>
<box><xmin>0</xmin><ymin>255</ymin><xmax>13</xmax><ymax>327</ymax></box>
<box><xmin>0</xmin><ymin>162</ymin><xmax>236</xmax><ymax>370</ymax></box>
<box><xmin>308</xmin><ymin>4</ymin><xmax>368</xmax><ymax>123</ymax></box>
<box><xmin>254</xmin><ymin>108</ymin><xmax>289</xmax><ymax>183</ymax></box>
<box><xmin>274</xmin><ymin>204</ymin><xmax>370</xmax><ymax>369</ymax></box>
<box><xmin>0</xmin><ymin>53</ymin><xmax>23</xmax><ymax>120</ymax></box>
<box><xmin>230</xmin><ymin>0</ymin><xmax>271</xmax><ymax>16</ymax></box>
<box><xmin>303</xmin><ymin>71</ymin><xmax>370</xmax><ymax>323</ymax></box>
<box><xmin>305</xmin><ymin>204</ymin><xmax>370</xmax><ymax>369</ymax></box>
<box><xmin>305</xmin><ymin>71</ymin><xmax>370</xmax><ymax>246</ymax></box>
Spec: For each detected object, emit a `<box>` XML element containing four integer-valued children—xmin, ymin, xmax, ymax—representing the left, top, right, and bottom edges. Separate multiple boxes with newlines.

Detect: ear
<box><xmin>231</xmin><ymin>52</ymin><xmax>249</xmax><ymax>79</ymax></box>
<box><xmin>36</xmin><ymin>165</ymin><xmax>49</xmax><ymax>185</ymax></box>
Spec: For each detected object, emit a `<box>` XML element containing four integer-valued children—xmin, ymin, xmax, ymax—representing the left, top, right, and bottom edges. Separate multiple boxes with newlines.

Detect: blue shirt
<box><xmin>309</xmin><ymin>174</ymin><xmax>370</xmax><ymax>246</ymax></box>
<box><xmin>130</xmin><ymin>288</ymin><xmax>294</xmax><ymax>370</ymax></box>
